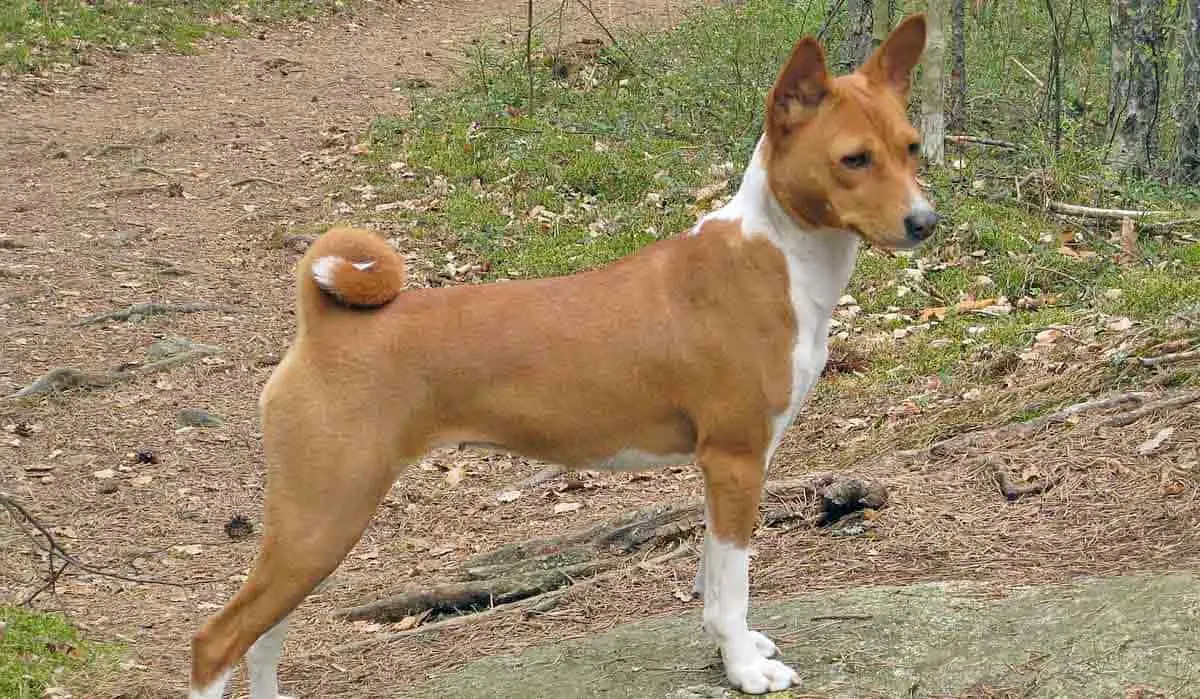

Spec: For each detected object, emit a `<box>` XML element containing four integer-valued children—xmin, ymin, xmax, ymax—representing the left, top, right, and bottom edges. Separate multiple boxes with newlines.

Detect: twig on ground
<box><xmin>575</xmin><ymin>0</ymin><xmax>646</xmax><ymax>76</ymax></box>
<box><xmin>1102</xmin><ymin>391</ymin><xmax>1200</xmax><ymax>427</ymax></box>
<box><xmin>1</xmin><ymin>492</ymin><xmax>217</xmax><ymax>590</ymax></box>
<box><xmin>1138</xmin><ymin>349</ymin><xmax>1199</xmax><ymax>368</ymax></box>
<box><xmin>81</xmin><ymin>183</ymin><xmax>171</xmax><ymax>200</ymax></box>
<box><xmin>946</xmin><ymin>134</ymin><xmax>1022</xmax><ymax>150</ymax></box>
<box><xmin>131</xmin><ymin>166</ymin><xmax>172</xmax><ymax>177</ymax></box>
<box><xmin>73</xmin><ymin>301</ymin><xmax>235</xmax><ymax>326</ymax></box>
<box><xmin>1047</xmin><ymin>201</ymin><xmax>1169</xmax><ymax>220</ymax></box>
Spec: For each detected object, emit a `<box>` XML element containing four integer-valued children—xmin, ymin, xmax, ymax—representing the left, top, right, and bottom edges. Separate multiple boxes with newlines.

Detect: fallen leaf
<box><xmin>172</xmin><ymin>544</ymin><xmax>203</xmax><ymax>557</ymax></box>
<box><xmin>1137</xmin><ymin>427</ymin><xmax>1174</xmax><ymax>456</ymax></box>
<box><xmin>1107</xmin><ymin>316</ymin><xmax>1134</xmax><ymax>332</ymax></box>
<box><xmin>130</xmin><ymin>475</ymin><xmax>154</xmax><ymax>488</ymax></box>
<box><xmin>1162</xmin><ymin>481</ymin><xmax>1186</xmax><ymax>497</ymax></box>
<box><xmin>92</xmin><ymin>468</ymin><xmax>116</xmax><ymax>479</ymax></box>
<box><xmin>444</xmin><ymin>466</ymin><xmax>464</xmax><ymax>487</ymax></box>
<box><xmin>497</xmin><ymin>489</ymin><xmax>523</xmax><ymax>503</ymax></box>
<box><xmin>553</xmin><ymin>502</ymin><xmax>583</xmax><ymax>515</ymax></box>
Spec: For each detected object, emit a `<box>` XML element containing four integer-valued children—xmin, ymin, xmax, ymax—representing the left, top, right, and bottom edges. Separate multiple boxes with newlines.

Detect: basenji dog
<box><xmin>190</xmin><ymin>14</ymin><xmax>935</xmax><ymax>697</ymax></box>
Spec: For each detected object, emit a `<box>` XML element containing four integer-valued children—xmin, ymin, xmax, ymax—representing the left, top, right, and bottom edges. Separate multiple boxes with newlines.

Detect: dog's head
<box><xmin>763</xmin><ymin>14</ymin><xmax>937</xmax><ymax>249</ymax></box>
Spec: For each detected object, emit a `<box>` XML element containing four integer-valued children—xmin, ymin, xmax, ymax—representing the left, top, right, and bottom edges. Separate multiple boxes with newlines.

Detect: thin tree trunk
<box><xmin>872</xmin><ymin>0</ymin><xmax>891</xmax><ymax>50</ymax></box>
<box><xmin>921</xmin><ymin>0</ymin><xmax>947</xmax><ymax>165</ymax></box>
<box><xmin>1177</xmin><ymin>0</ymin><xmax>1200</xmax><ymax>183</ymax></box>
<box><xmin>839</xmin><ymin>0</ymin><xmax>875</xmax><ymax>70</ymax></box>
<box><xmin>948</xmin><ymin>0</ymin><xmax>967</xmax><ymax>133</ymax></box>
<box><xmin>1108</xmin><ymin>0</ymin><xmax>1167</xmax><ymax>176</ymax></box>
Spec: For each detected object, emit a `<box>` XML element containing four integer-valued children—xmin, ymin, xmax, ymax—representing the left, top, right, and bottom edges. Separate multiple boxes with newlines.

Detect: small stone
<box><xmin>837</xmin><ymin>294</ymin><xmax>858</xmax><ymax>306</ymax></box>
<box><xmin>97</xmin><ymin>480</ymin><xmax>118</xmax><ymax>494</ymax></box>
<box><xmin>224</xmin><ymin>515</ymin><xmax>254</xmax><ymax>540</ymax></box>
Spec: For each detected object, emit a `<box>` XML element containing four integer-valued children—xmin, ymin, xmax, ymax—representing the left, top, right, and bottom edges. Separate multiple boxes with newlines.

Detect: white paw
<box><xmin>747</xmin><ymin>630</ymin><xmax>779</xmax><ymax>658</ymax></box>
<box><xmin>723</xmin><ymin>655</ymin><xmax>800</xmax><ymax>695</ymax></box>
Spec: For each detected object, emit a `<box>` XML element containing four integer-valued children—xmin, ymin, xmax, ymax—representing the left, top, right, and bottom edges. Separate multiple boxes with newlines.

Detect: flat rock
<box><xmin>410</xmin><ymin>573</ymin><xmax>1200</xmax><ymax>698</ymax></box>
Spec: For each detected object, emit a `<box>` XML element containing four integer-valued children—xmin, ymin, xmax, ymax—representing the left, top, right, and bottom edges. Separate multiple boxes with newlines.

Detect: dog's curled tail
<box><xmin>300</xmin><ymin>227</ymin><xmax>406</xmax><ymax>313</ymax></box>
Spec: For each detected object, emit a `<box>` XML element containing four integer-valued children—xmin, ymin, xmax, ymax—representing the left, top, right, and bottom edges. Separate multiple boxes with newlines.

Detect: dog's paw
<box><xmin>723</xmin><ymin>656</ymin><xmax>799</xmax><ymax>695</ymax></box>
<box><xmin>747</xmin><ymin>630</ymin><xmax>779</xmax><ymax>658</ymax></box>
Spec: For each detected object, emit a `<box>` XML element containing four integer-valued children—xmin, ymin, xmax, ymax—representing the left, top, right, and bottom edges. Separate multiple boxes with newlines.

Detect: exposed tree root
<box><xmin>73</xmin><ymin>301</ymin><xmax>235</xmax><ymax>327</ymax></box>
<box><xmin>6</xmin><ymin>348</ymin><xmax>219</xmax><ymax>400</ymax></box>
<box><xmin>338</xmin><ymin>473</ymin><xmax>886</xmax><ymax>626</ymax></box>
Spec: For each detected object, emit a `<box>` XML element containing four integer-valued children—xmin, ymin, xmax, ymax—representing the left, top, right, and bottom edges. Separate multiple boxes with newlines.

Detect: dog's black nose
<box><xmin>904</xmin><ymin>209</ymin><xmax>939</xmax><ymax>242</ymax></box>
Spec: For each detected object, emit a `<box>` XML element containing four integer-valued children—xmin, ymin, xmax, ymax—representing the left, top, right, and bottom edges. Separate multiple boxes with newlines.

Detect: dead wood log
<box><xmin>1139</xmin><ymin>349</ymin><xmax>1199</xmax><ymax>368</ymax></box>
<box><xmin>341</xmin><ymin>473</ymin><xmax>886</xmax><ymax>625</ymax></box>
<box><xmin>318</xmin><ymin>544</ymin><xmax>692</xmax><ymax>655</ymax></box>
<box><xmin>336</xmin><ymin>559</ymin><xmax>620</xmax><ymax>622</ymax></box>
<box><xmin>73</xmin><ymin>302</ymin><xmax>235</xmax><ymax>327</ymax></box>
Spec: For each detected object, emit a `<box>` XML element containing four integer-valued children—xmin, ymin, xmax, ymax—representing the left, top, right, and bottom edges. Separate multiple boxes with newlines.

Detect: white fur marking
<box><xmin>247</xmin><ymin>619</ymin><xmax>292</xmax><ymax>699</ymax></box>
<box><xmin>311</xmin><ymin>255</ymin><xmax>342</xmax><ymax>290</ymax></box>
<box><xmin>702</xmin><ymin>537</ymin><xmax>799</xmax><ymax>693</ymax></box>
<box><xmin>589</xmin><ymin>449</ymin><xmax>693</xmax><ymax>472</ymax></box>
<box><xmin>188</xmin><ymin>669</ymin><xmax>231</xmax><ymax>699</ymax></box>
<box><xmin>351</xmin><ymin>259</ymin><xmax>376</xmax><ymax>272</ymax></box>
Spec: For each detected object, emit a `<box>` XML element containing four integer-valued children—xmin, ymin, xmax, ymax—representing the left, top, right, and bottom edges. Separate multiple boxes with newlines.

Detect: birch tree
<box><xmin>1108</xmin><ymin>0</ymin><xmax>1167</xmax><ymax>176</ymax></box>
<box><xmin>1177</xmin><ymin>0</ymin><xmax>1200</xmax><ymax>183</ymax></box>
<box><xmin>921</xmin><ymin>0</ymin><xmax>947</xmax><ymax>165</ymax></box>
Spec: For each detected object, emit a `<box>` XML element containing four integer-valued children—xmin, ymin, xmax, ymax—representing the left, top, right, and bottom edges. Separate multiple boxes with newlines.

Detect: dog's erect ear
<box><xmin>768</xmin><ymin>37</ymin><xmax>830</xmax><ymax>132</ymax></box>
<box><xmin>860</xmin><ymin>14</ymin><xmax>927</xmax><ymax>98</ymax></box>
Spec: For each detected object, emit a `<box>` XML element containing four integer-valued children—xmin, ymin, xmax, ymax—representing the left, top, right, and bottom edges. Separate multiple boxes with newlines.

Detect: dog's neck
<box><xmin>698</xmin><ymin>136</ymin><xmax>860</xmax><ymax>316</ymax></box>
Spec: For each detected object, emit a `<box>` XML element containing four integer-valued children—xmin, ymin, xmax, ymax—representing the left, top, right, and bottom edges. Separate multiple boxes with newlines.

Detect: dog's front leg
<box><xmin>699</xmin><ymin>445</ymin><xmax>800</xmax><ymax>694</ymax></box>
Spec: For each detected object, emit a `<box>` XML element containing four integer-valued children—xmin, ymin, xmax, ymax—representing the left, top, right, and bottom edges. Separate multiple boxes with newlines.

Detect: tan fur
<box><xmin>190</xmin><ymin>16</ymin><xmax>931</xmax><ymax>693</ymax></box>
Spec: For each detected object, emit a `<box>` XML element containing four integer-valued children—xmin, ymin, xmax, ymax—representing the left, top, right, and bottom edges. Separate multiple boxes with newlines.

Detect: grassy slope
<box><xmin>0</xmin><ymin>606</ymin><xmax>101</xmax><ymax>698</ymax></box>
<box><xmin>343</xmin><ymin>0</ymin><xmax>1198</xmax><ymax>422</ymax></box>
<box><xmin>0</xmin><ymin>0</ymin><xmax>348</xmax><ymax>73</ymax></box>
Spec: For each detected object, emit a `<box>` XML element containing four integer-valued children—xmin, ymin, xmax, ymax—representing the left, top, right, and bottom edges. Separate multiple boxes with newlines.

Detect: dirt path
<box><xmin>0</xmin><ymin>2</ymin><xmax>703</xmax><ymax>696</ymax></box>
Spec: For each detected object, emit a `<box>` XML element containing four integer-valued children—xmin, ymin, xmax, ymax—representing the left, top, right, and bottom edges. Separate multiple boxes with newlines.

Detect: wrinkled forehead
<box><xmin>823</xmin><ymin>74</ymin><xmax>919</xmax><ymax>146</ymax></box>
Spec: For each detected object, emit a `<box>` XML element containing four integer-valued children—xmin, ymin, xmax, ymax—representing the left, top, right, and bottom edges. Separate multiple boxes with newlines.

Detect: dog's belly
<box><xmin>587</xmin><ymin>448</ymin><xmax>695</xmax><ymax>471</ymax></box>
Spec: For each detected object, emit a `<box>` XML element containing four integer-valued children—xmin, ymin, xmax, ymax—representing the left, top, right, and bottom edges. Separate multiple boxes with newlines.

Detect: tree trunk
<box><xmin>872</xmin><ymin>0</ymin><xmax>891</xmax><ymax>50</ymax></box>
<box><xmin>839</xmin><ymin>0</ymin><xmax>875</xmax><ymax>71</ymax></box>
<box><xmin>948</xmin><ymin>0</ymin><xmax>967</xmax><ymax>133</ymax></box>
<box><xmin>1177</xmin><ymin>0</ymin><xmax>1200</xmax><ymax>184</ymax></box>
<box><xmin>1108</xmin><ymin>0</ymin><xmax>1167</xmax><ymax>176</ymax></box>
<box><xmin>921</xmin><ymin>0</ymin><xmax>947</xmax><ymax>165</ymax></box>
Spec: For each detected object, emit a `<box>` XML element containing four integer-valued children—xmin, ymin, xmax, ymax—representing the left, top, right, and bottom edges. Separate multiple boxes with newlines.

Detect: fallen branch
<box><xmin>0</xmin><ymin>492</ymin><xmax>217</xmax><ymax>590</ymax></box>
<box><xmin>1102</xmin><ymin>391</ymin><xmax>1200</xmax><ymax>428</ymax></box>
<box><xmin>342</xmin><ymin>473</ymin><xmax>885</xmax><ymax>624</ymax></box>
<box><xmin>320</xmin><ymin>545</ymin><xmax>691</xmax><ymax>654</ymax></box>
<box><xmin>1139</xmin><ymin>349</ymin><xmax>1199</xmax><ymax>368</ymax></box>
<box><xmin>946</xmin><ymin>134</ymin><xmax>1022</xmax><ymax>150</ymax></box>
<box><xmin>1047</xmin><ymin>201</ymin><xmax>1169</xmax><ymax>220</ymax></box>
<box><xmin>73</xmin><ymin>302</ymin><xmax>234</xmax><ymax>326</ymax></box>
<box><xmin>897</xmin><ymin>391</ymin><xmax>1157</xmax><ymax>460</ymax></box>
<box><xmin>6</xmin><ymin>348</ymin><xmax>218</xmax><ymax>400</ymax></box>
<box><xmin>1009</xmin><ymin>56</ymin><xmax>1045</xmax><ymax>88</ymax></box>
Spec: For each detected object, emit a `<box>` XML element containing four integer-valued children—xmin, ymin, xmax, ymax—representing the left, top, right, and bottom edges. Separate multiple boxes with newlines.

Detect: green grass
<box><xmin>336</xmin><ymin>0</ymin><xmax>1199</xmax><ymax>412</ymax></box>
<box><xmin>0</xmin><ymin>607</ymin><xmax>94</xmax><ymax>698</ymax></box>
<box><xmin>0</xmin><ymin>0</ymin><xmax>349</xmax><ymax>73</ymax></box>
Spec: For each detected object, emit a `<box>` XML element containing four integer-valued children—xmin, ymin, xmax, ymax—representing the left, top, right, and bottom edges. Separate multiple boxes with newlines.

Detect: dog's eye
<box><xmin>840</xmin><ymin>152</ymin><xmax>871</xmax><ymax>169</ymax></box>
<box><xmin>908</xmin><ymin>142</ymin><xmax>921</xmax><ymax>157</ymax></box>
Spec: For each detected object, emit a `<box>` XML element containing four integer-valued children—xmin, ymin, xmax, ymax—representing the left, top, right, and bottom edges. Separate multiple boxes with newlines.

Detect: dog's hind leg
<box><xmin>190</xmin><ymin>420</ymin><xmax>401</xmax><ymax>699</ymax></box>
